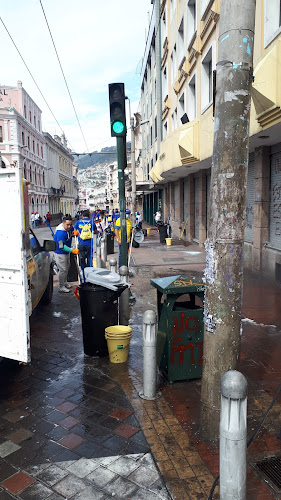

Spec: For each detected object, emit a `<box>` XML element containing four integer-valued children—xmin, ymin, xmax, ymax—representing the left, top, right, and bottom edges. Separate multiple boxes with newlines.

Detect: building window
<box><xmin>27</xmin><ymin>136</ymin><xmax>30</xmax><ymax>149</ymax></box>
<box><xmin>38</xmin><ymin>119</ymin><xmax>40</xmax><ymax>131</ymax></box>
<box><xmin>34</xmin><ymin>115</ymin><xmax>36</xmax><ymax>127</ymax></box>
<box><xmin>163</xmin><ymin>66</ymin><xmax>168</xmax><ymax>100</ymax></box>
<box><xmin>170</xmin><ymin>46</ymin><xmax>177</xmax><ymax>84</ymax></box>
<box><xmin>30</xmin><ymin>167</ymin><xmax>32</xmax><ymax>183</ymax></box>
<box><xmin>24</xmin><ymin>105</ymin><xmax>27</xmax><ymax>119</ymax></box>
<box><xmin>33</xmin><ymin>140</ymin><xmax>35</xmax><ymax>153</ymax></box>
<box><xmin>34</xmin><ymin>168</ymin><xmax>37</xmax><ymax>185</ymax></box>
<box><xmin>187</xmin><ymin>0</ymin><xmax>196</xmax><ymax>43</ymax></box>
<box><xmin>179</xmin><ymin>92</ymin><xmax>185</xmax><ymax>122</ymax></box>
<box><xmin>37</xmin><ymin>144</ymin><xmax>39</xmax><ymax>156</ymax></box>
<box><xmin>162</xmin><ymin>7</ymin><xmax>167</xmax><ymax>41</ymax></box>
<box><xmin>172</xmin><ymin>108</ymin><xmax>178</xmax><ymax>131</ymax></box>
<box><xmin>201</xmin><ymin>45</ymin><xmax>213</xmax><ymax>112</ymax></box>
<box><xmin>150</xmin><ymin>126</ymin><xmax>153</xmax><ymax>146</ymax></box>
<box><xmin>22</xmin><ymin>132</ymin><xmax>25</xmax><ymax>145</ymax></box>
<box><xmin>43</xmin><ymin>171</ymin><xmax>45</xmax><ymax>186</ymax></box>
<box><xmin>155</xmin><ymin>116</ymin><xmax>157</xmax><ymax>139</ymax></box>
<box><xmin>188</xmin><ymin>73</ymin><xmax>196</xmax><ymax>120</ymax></box>
<box><xmin>41</xmin><ymin>146</ymin><xmax>43</xmax><ymax>158</ymax></box>
<box><xmin>0</xmin><ymin>126</ymin><xmax>3</xmax><ymax>142</ymax></box>
<box><xmin>178</xmin><ymin>18</ymin><xmax>185</xmax><ymax>67</ymax></box>
<box><xmin>264</xmin><ymin>0</ymin><xmax>281</xmax><ymax>46</ymax></box>
<box><xmin>29</xmin><ymin>111</ymin><xmax>32</xmax><ymax>123</ymax></box>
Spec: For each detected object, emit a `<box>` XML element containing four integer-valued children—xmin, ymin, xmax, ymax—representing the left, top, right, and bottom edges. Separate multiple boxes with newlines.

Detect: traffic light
<box><xmin>108</xmin><ymin>83</ymin><xmax>126</xmax><ymax>137</ymax></box>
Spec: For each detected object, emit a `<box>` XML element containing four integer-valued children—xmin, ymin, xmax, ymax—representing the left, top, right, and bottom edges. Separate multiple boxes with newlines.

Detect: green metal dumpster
<box><xmin>150</xmin><ymin>275</ymin><xmax>205</xmax><ymax>382</ymax></box>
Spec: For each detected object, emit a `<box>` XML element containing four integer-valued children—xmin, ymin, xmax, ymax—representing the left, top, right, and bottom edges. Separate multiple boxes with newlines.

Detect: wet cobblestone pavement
<box><xmin>0</xmin><ymin>226</ymin><xmax>281</xmax><ymax>499</ymax></box>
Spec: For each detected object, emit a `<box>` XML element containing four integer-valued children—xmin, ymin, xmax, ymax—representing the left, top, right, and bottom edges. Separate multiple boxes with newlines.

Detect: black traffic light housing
<box><xmin>108</xmin><ymin>83</ymin><xmax>126</xmax><ymax>137</ymax></box>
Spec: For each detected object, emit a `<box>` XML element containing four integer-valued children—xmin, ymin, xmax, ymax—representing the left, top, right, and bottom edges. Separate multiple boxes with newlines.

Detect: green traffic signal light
<box><xmin>112</xmin><ymin>121</ymin><xmax>125</xmax><ymax>135</ymax></box>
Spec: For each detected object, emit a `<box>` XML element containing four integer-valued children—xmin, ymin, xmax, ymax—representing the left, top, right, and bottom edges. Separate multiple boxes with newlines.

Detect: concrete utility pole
<box><xmin>130</xmin><ymin>116</ymin><xmax>136</xmax><ymax>218</ymax></box>
<box><xmin>200</xmin><ymin>0</ymin><xmax>256</xmax><ymax>440</ymax></box>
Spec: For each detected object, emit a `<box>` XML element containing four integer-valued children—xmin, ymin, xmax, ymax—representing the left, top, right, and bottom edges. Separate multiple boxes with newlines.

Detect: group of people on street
<box><xmin>52</xmin><ymin>207</ymin><xmax>143</xmax><ymax>291</ymax></box>
<box><xmin>30</xmin><ymin>212</ymin><xmax>43</xmax><ymax>228</ymax></box>
<box><xmin>31</xmin><ymin>211</ymin><xmax>52</xmax><ymax>228</ymax></box>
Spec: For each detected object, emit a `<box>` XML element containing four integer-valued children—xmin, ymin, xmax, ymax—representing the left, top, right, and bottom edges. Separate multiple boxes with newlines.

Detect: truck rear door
<box><xmin>0</xmin><ymin>168</ymin><xmax>31</xmax><ymax>362</ymax></box>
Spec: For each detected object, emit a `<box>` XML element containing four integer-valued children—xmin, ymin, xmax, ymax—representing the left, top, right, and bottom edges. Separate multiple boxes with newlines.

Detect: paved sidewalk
<box><xmin>131</xmin><ymin>227</ymin><xmax>281</xmax><ymax>499</ymax></box>
<box><xmin>0</xmin><ymin>226</ymin><xmax>280</xmax><ymax>499</ymax></box>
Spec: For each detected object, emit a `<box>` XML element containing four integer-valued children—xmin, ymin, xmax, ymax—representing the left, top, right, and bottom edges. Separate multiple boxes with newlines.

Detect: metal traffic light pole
<box><xmin>117</xmin><ymin>135</ymin><xmax>128</xmax><ymax>267</ymax></box>
<box><xmin>108</xmin><ymin>83</ymin><xmax>128</xmax><ymax>268</ymax></box>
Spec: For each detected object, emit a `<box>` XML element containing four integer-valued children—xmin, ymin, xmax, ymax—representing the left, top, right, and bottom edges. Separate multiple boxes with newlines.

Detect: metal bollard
<box><xmin>109</xmin><ymin>258</ymin><xmax>117</xmax><ymax>274</ymax></box>
<box><xmin>119</xmin><ymin>266</ymin><xmax>130</xmax><ymax>326</ymax></box>
<box><xmin>100</xmin><ymin>233</ymin><xmax>107</xmax><ymax>267</ymax></box>
<box><xmin>220</xmin><ymin>370</ymin><xmax>247</xmax><ymax>500</ymax></box>
<box><xmin>139</xmin><ymin>310</ymin><xmax>161</xmax><ymax>400</ymax></box>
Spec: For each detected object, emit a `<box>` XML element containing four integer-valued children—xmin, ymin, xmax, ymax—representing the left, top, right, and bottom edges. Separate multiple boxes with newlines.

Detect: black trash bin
<box><xmin>106</xmin><ymin>232</ymin><xmax>115</xmax><ymax>254</ymax></box>
<box><xmin>79</xmin><ymin>283</ymin><xmax>124</xmax><ymax>356</ymax></box>
<box><xmin>158</xmin><ymin>223</ymin><xmax>168</xmax><ymax>243</ymax></box>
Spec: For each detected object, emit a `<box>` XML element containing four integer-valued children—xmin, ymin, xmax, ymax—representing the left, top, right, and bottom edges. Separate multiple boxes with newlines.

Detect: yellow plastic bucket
<box><xmin>105</xmin><ymin>326</ymin><xmax>132</xmax><ymax>363</ymax></box>
<box><xmin>92</xmin><ymin>258</ymin><xmax>97</xmax><ymax>267</ymax></box>
<box><xmin>165</xmin><ymin>238</ymin><xmax>172</xmax><ymax>246</ymax></box>
<box><xmin>147</xmin><ymin>228</ymin><xmax>151</xmax><ymax>236</ymax></box>
<box><xmin>105</xmin><ymin>326</ymin><xmax>132</xmax><ymax>336</ymax></box>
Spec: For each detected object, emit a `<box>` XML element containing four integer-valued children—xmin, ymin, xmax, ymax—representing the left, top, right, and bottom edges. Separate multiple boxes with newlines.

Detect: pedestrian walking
<box><xmin>136</xmin><ymin>211</ymin><xmax>142</xmax><ymax>229</ymax></box>
<box><xmin>53</xmin><ymin>216</ymin><xmax>79</xmax><ymax>293</ymax></box>
<box><xmin>112</xmin><ymin>208</ymin><xmax>119</xmax><ymax>222</ymax></box>
<box><xmin>35</xmin><ymin>212</ymin><xmax>40</xmax><ymax>227</ymax></box>
<box><xmin>73</xmin><ymin>210</ymin><xmax>97</xmax><ymax>269</ymax></box>
<box><xmin>31</xmin><ymin>212</ymin><xmax>35</xmax><ymax>229</ymax></box>
<box><xmin>154</xmin><ymin>209</ymin><xmax>162</xmax><ymax>224</ymax></box>
<box><xmin>114</xmin><ymin>208</ymin><xmax>132</xmax><ymax>267</ymax></box>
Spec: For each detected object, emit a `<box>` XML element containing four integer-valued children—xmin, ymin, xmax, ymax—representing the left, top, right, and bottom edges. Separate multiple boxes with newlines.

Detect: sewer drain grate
<box><xmin>254</xmin><ymin>456</ymin><xmax>281</xmax><ymax>492</ymax></box>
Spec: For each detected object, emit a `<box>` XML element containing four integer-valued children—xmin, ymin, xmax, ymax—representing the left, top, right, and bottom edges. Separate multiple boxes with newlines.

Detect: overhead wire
<box><xmin>39</xmin><ymin>0</ymin><xmax>90</xmax><ymax>153</ymax></box>
<box><xmin>0</xmin><ymin>16</ymin><xmax>75</xmax><ymax>153</ymax></box>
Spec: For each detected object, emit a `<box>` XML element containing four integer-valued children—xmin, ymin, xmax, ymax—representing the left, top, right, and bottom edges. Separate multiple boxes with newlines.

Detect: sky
<box><xmin>0</xmin><ymin>0</ymin><xmax>153</xmax><ymax>154</ymax></box>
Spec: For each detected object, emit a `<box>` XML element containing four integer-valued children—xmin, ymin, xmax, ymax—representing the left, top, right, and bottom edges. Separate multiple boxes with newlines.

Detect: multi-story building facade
<box><xmin>0</xmin><ymin>81</ymin><xmax>48</xmax><ymax>217</ymax></box>
<box><xmin>139</xmin><ymin>0</ymin><xmax>281</xmax><ymax>279</ymax></box>
<box><xmin>43</xmin><ymin>133</ymin><xmax>76</xmax><ymax>218</ymax></box>
<box><xmin>78</xmin><ymin>186</ymin><xmax>87</xmax><ymax>211</ymax></box>
<box><xmin>107</xmin><ymin>162</ymin><xmax>119</xmax><ymax>211</ymax></box>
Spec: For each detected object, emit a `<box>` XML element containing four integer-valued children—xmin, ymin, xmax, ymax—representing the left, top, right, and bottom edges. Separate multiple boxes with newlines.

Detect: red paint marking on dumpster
<box><xmin>173</xmin><ymin>314</ymin><xmax>200</xmax><ymax>335</ymax></box>
<box><xmin>171</xmin><ymin>313</ymin><xmax>203</xmax><ymax>366</ymax></box>
<box><xmin>170</xmin><ymin>341</ymin><xmax>203</xmax><ymax>365</ymax></box>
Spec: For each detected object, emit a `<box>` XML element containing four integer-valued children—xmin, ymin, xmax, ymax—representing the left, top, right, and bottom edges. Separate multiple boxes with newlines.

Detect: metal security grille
<box><xmin>183</xmin><ymin>178</ymin><xmax>188</xmax><ymax>222</ymax></box>
<box><xmin>174</xmin><ymin>183</ymin><xmax>180</xmax><ymax>222</ymax></box>
<box><xmin>194</xmin><ymin>177</ymin><xmax>199</xmax><ymax>241</ymax></box>
<box><xmin>269</xmin><ymin>145</ymin><xmax>281</xmax><ymax>250</ymax></box>
<box><xmin>254</xmin><ymin>456</ymin><xmax>281</xmax><ymax>492</ymax></box>
<box><xmin>245</xmin><ymin>154</ymin><xmax>254</xmax><ymax>243</ymax></box>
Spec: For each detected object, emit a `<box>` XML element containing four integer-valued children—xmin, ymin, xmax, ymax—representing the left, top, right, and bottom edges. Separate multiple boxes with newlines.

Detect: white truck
<box><xmin>0</xmin><ymin>167</ymin><xmax>56</xmax><ymax>363</ymax></box>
